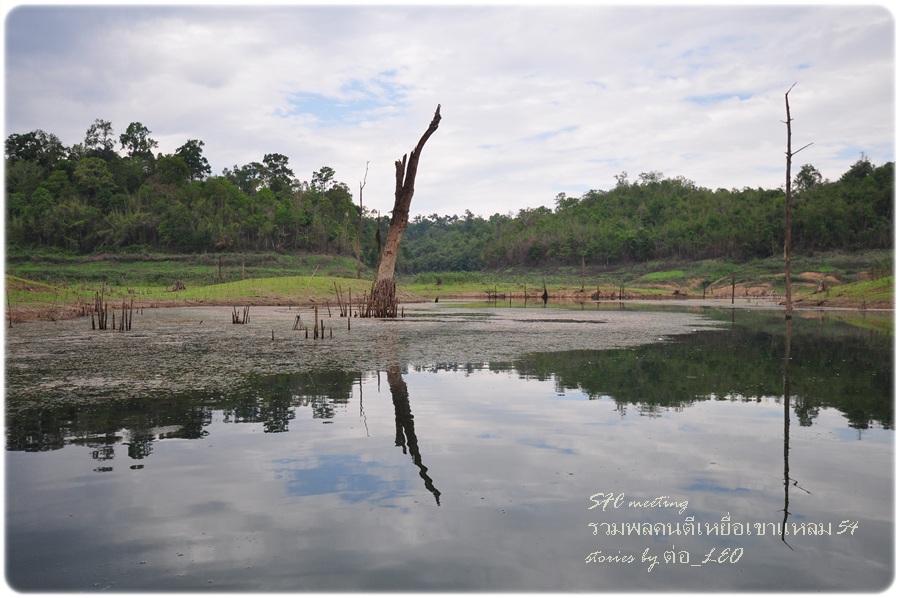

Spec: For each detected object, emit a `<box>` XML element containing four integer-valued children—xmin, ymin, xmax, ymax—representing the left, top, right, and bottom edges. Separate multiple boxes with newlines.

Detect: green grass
<box><xmin>5</xmin><ymin>248</ymin><xmax>893</xmax><ymax>309</ymax></box>
<box><xmin>4</xmin><ymin>249</ymin><xmax>369</xmax><ymax>288</ymax></box>
<box><xmin>6</xmin><ymin>273</ymin><xmax>387</xmax><ymax>312</ymax></box>
<box><xmin>4</xmin><ymin>250</ymin><xmax>379</xmax><ymax>309</ymax></box>
<box><xmin>815</xmin><ymin>276</ymin><xmax>895</xmax><ymax>304</ymax></box>
<box><xmin>168</xmin><ymin>274</ymin><xmax>376</xmax><ymax>304</ymax></box>
<box><xmin>635</xmin><ymin>269</ymin><xmax>686</xmax><ymax>283</ymax></box>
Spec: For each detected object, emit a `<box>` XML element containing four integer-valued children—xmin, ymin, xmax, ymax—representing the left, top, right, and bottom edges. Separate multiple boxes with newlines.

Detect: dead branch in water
<box><xmin>232</xmin><ymin>305</ymin><xmax>250</xmax><ymax>324</ymax></box>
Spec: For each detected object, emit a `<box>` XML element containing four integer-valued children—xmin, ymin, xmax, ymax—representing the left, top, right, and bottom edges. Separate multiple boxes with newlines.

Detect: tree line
<box><xmin>390</xmin><ymin>158</ymin><xmax>892</xmax><ymax>272</ymax></box>
<box><xmin>5</xmin><ymin>118</ymin><xmax>893</xmax><ymax>273</ymax></box>
<box><xmin>5</xmin><ymin>119</ymin><xmax>374</xmax><ymax>261</ymax></box>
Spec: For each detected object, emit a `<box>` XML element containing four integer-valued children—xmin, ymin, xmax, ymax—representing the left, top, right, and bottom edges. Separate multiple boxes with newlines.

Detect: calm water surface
<box><xmin>4</xmin><ymin>302</ymin><xmax>893</xmax><ymax>591</ymax></box>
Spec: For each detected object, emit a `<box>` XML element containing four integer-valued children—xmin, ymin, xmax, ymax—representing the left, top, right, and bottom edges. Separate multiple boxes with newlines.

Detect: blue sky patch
<box><xmin>284</xmin><ymin>92</ymin><xmax>378</xmax><ymax>126</ymax></box>
<box><xmin>526</xmin><ymin>125</ymin><xmax>578</xmax><ymax>143</ymax></box>
<box><xmin>834</xmin><ymin>147</ymin><xmax>873</xmax><ymax>162</ymax></box>
<box><xmin>276</xmin><ymin>453</ymin><xmax>407</xmax><ymax>504</ymax></box>
<box><xmin>686</xmin><ymin>92</ymin><xmax>752</xmax><ymax>105</ymax></box>
<box><xmin>517</xmin><ymin>438</ymin><xmax>576</xmax><ymax>455</ymax></box>
<box><xmin>283</xmin><ymin>70</ymin><xmax>410</xmax><ymax>126</ymax></box>
<box><xmin>682</xmin><ymin>478</ymin><xmax>754</xmax><ymax>494</ymax></box>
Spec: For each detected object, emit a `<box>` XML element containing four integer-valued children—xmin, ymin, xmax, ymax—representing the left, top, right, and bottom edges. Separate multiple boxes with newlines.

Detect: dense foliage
<box><xmin>5</xmin><ymin>119</ymin><xmax>893</xmax><ymax>273</ymax></box>
<box><xmin>478</xmin><ymin>164</ymin><xmax>893</xmax><ymax>268</ymax></box>
<box><xmin>5</xmin><ymin>121</ymin><xmax>374</xmax><ymax>262</ymax></box>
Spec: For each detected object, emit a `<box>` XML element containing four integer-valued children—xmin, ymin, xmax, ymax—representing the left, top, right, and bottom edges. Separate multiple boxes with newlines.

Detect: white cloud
<box><xmin>4</xmin><ymin>3</ymin><xmax>894</xmax><ymax>217</ymax></box>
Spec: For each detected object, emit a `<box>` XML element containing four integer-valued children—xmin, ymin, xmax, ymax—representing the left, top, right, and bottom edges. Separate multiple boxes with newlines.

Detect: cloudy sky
<box><xmin>4</xmin><ymin>2</ymin><xmax>895</xmax><ymax>218</ymax></box>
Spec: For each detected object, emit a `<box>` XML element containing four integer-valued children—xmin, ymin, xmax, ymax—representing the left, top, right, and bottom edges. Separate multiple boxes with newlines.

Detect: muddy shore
<box><xmin>6</xmin><ymin>288</ymin><xmax>890</xmax><ymax>326</ymax></box>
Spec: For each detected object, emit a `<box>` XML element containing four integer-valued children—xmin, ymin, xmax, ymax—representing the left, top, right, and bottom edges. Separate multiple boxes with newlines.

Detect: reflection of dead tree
<box><xmin>387</xmin><ymin>365</ymin><xmax>441</xmax><ymax>505</ymax></box>
<box><xmin>359</xmin><ymin>374</ymin><xmax>369</xmax><ymax>437</ymax></box>
<box><xmin>779</xmin><ymin>316</ymin><xmax>809</xmax><ymax>549</ymax></box>
<box><xmin>366</xmin><ymin>105</ymin><xmax>442</xmax><ymax>318</ymax></box>
<box><xmin>780</xmin><ymin>316</ymin><xmax>794</xmax><ymax>549</ymax></box>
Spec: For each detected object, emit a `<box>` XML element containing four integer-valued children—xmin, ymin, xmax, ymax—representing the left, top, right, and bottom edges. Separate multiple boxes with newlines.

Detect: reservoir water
<box><xmin>4</xmin><ymin>302</ymin><xmax>893</xmax><ymax>591</ymax></box>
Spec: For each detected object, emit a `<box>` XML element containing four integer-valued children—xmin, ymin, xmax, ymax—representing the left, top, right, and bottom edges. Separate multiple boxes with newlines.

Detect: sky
<box><xmin>3</xmin><ymin>2</ymin><xmax>895</xmax><ymax>219</ymax></box>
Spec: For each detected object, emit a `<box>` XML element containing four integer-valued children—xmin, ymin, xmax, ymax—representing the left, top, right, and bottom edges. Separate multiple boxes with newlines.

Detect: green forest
<box><xmin>5</xmin><ymin>118</ymin><xmax>894</xmax><ymax>274</ymax></box>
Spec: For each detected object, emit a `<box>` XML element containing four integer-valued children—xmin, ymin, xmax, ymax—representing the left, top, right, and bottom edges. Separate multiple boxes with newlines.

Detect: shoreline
<box><xmin>6</xmin><ymin>290</ymin><xmax>891</xmax><ymax>325</ymax></box>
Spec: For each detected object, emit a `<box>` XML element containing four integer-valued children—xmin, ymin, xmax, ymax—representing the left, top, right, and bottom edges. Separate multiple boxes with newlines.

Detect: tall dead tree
<box><xmin>367</xmin><ymin>104</ymin><xmax>442</xmax><ymax>317</ymax></box>
<box><xmin>782</xmin><ymin>84</ymin><xmax>812</xmax><ymax>320</ymax></box>
<box><xmin>356</xmin><ymin>161</ymin><xmax>369</xmax><ymax>279</ymax></box>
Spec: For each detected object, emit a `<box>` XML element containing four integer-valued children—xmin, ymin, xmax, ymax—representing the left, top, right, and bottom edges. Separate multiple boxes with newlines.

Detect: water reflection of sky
<box><xmin>274</xmin><ymin>454</ymin><xmax>408</xmax><ymax>503</ymax></box>
<box><xmin>5</xmin><ymin>305</ymin><xmax>893</xmax><ymax>592</ymax></box>
<box><xmin>7</xmin><ymin>363</ymin><xmax>893</xmax><ymax>592</ymax></box>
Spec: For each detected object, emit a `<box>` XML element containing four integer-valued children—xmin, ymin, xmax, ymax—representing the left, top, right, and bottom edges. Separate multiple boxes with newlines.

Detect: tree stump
<box><xmin>370</xmin><ymin>279</ymin><xmax>398</xmax><ymax>318</ymax></box>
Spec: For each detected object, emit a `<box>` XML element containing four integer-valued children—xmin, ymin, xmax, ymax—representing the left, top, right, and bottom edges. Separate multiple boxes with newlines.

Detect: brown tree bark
<box><xmin>367</xmin><ymin>104</ymin><xmax>442</xmax><ymax>317</ymax></box>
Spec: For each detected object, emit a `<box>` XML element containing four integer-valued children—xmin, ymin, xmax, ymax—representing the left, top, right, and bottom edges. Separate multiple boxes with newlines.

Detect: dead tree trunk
<box><xmin>356</xmin><ymin>161</ymin><xmax>369</xmax><ymax>279</ymax></box>
<box><xmin>783</xmin><ymin>83</ymin><xmax>812</xmax><ymax>320</ymax></box>
<box><xmin>367</xmin><ymin>104</ymin><xmax>442</xmax><ymax>317</ymax></box>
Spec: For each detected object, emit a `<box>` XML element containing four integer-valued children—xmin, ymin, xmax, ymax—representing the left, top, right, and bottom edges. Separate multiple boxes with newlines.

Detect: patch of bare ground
<box><xmin>796</xmin><ymin>298</ymin><xmax>894</xmax><ymax>309</ymax></box>
<box><xmin>6</xmin><ymin>304</ymin><xmax>88</xmax><ymax>324</ymax></box>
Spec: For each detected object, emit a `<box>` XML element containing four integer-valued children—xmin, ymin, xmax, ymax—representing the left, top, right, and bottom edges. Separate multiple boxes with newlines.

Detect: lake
<box><xmin>4</xmin><ymin>301</ymin><xmax>893</xmax><ymax>591</ymax></box>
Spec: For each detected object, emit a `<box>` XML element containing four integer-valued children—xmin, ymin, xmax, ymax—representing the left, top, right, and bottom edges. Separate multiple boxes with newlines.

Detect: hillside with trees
<box><xmin>5</xmin><ymin>118</ymin><xmax>894</xmax><ymax>275</ymax></box>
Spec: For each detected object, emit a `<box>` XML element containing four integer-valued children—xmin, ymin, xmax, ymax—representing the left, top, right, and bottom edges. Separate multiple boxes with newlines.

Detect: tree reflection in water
<box><xmin>387</xmin><ymin>365</ymin><xmax>441</xmax><ymax>505</ymax></box>
<box><xmin>781</xmin><ymin>317</ymin><xmax>793</xmax><ymax>548</ymax></box>
<box><xmin>780</xmin><ymin>316</ymin><xmax>812</xmax><ymax>549</ymax></box>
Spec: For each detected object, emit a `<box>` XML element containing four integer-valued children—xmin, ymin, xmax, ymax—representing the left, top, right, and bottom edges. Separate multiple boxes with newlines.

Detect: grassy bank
<box><xmin>4</xmin><ymin>250</ymin><xmax>376</xmax><ymax>322</ymax></box>
<box><xmin>5</xmin><ymin>248</ymin><xmax>368</xmax><ymax>287</ymax></box>
<box><xmin>4</xmin><ymin>249</ymin><xmax>893</xmax><ymax>322</ymax></box>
